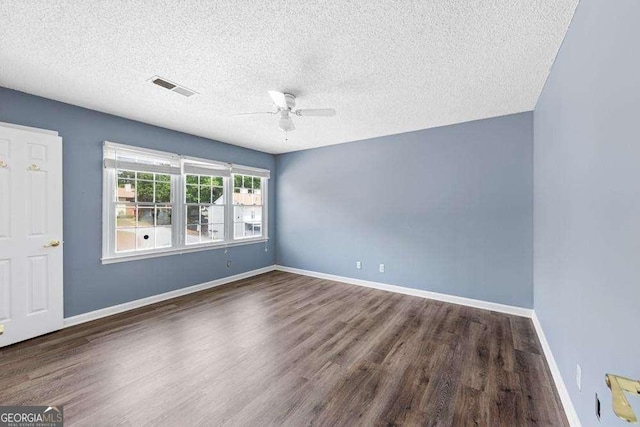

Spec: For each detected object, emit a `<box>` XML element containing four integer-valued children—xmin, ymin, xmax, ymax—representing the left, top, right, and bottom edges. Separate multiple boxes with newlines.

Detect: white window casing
<box><xmin>102</xmin><ymin>141</ymin><xmax>269</xmax><ymax>264</ymax></box>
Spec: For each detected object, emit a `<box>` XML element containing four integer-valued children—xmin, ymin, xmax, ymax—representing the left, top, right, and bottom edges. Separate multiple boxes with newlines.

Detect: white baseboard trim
<box><xmin>63</xmin><ymin>265</ymin><xmax>276</xmax><ymax>328</ymax></box>
<box><xmin>532</xmin><ymin>312</ymin><xmax>581</xmax><ymax>427</ymax></box>
<box><xmin>274</xmin><ymin>265</ymin><xmax>533</xmax><ymax>318</ymax></box>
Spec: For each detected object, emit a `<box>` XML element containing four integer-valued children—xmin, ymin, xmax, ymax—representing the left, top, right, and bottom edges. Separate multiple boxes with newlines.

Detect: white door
<box><xmin>0</xmin><ymin>123</ymin><xmax>63</xmax><ymax>347</ymax></box>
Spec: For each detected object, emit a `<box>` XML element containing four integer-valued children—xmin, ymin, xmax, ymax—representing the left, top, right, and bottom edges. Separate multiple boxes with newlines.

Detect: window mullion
<box><xmin>174</xmin><ymin>173</ymin><xmax>184</xmax><ymax>250</ymax></box>
<box><xmin>226</xmin><ymin>176</ymin><xmax>234</xmax><ymax>242</ymax></box>
<box><xmin>262</xmin><ymin>178</ymin><xmax>268</xmax><ymax>240</ymax></box>
<box><xmin>104</xmin><ymin>168</ymin><xmax>116</xmax><ymax>258</ymax></box>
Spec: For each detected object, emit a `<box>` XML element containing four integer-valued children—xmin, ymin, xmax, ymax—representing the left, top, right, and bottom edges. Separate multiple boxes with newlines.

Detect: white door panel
<box><xmin>0</xmin><ymin>124</ymin><xmax>63</xmax><ymax>347</ymax></box>
<box><xmin>0</xmin><ymin>259</ymin><xmax>10</xmax><ymax>320</ymax></box>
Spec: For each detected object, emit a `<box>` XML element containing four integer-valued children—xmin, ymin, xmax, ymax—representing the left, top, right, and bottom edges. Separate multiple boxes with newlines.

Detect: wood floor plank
<box><xmin>0</xmin><ymin>271</ymin><xmax>567</xmax><ymax>426</ymax></box>
<box><xmin>460</xmin><ymin>320</ymin><xmax>490</xmax><ymax>392</ymax></box>
<box><xmin>452</xmin><ymin>385</ymin><xmax>490</xmax><ymax>426</ymax></box>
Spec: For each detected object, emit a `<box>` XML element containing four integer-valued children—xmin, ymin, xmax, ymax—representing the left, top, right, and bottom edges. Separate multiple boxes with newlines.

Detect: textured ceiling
<box><xmin>0</xmin><ymin>1</ymin><xmax>578</xmax><ymax>154</ymax></box>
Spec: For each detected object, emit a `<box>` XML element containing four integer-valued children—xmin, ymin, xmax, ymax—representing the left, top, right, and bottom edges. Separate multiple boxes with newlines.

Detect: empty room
<box><xmin>0</xmin><ymin>1</ymin><xmax>638</xmax><ymax>426</ymax></box>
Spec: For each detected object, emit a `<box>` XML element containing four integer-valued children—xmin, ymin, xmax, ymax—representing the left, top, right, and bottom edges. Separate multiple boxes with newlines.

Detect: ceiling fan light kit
<box><xmin>278</xmin><ymin>111</ymin><xmax>295</xmax><ymax>132</ymax></box>
<box><xmin>235</xmin><ymin>90</ymin><xmax>336</xmax><ymax>140</ymax></box>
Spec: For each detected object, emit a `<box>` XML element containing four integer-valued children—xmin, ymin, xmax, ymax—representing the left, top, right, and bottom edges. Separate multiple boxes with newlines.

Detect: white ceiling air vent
<box><xmin>149</xmin><ymin>76</ymin><xmax>198</xmax><ymax>97</ymax></box>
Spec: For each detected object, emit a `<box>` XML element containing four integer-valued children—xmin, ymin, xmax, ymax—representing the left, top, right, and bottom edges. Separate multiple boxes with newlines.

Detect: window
<box><xmin>102</xmin><ymin>142</ymin><xmax>269</xmax><ymax>263</ymax></box>
<box><xmin>184</xmin><ymin>173</ymin><xmax>225</xmax><ymax>245</ymax></box>
<box><xmin>115</xmin><ymin>170</ymin><xmax>173</xmax><ymax>252</ymax></box>
<box><xmin>233</xmin><ymin>174</ymin><xmax>264</xmax><ymax>239</ymax></box>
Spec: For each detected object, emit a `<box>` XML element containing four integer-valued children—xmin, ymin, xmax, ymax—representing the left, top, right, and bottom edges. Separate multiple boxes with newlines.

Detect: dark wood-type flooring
<box><xmin>0</xmin><ymin>271</ymin><xmax>567</xmax><ymax>426</ymax></box>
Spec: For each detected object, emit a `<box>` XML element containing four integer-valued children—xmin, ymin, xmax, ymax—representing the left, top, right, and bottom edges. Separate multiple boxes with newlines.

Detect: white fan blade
<box><xmin>294</xmin><ymin>109</ymin><xmax>336</xmax><ymax>117</ymax></box>
<box><xmin>233</xmin><ymin>111</ymin><xmax>276</xmax><ymax>117</ymax></box>
<box><xmin>268</xmin><ymin>90</ymin><xmax>289</xmax><ymax>109</ymax></box>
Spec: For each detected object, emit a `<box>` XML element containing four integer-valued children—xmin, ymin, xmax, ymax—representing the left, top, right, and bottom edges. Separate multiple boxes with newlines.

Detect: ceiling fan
<box><xmin>234</xmin><ymin>91</ymin><xmax>336</xmax><ymax>138</ymax></box>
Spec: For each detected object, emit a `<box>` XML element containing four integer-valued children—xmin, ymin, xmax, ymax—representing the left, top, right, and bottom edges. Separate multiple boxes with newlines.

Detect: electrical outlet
<box><xmin>226</xmin><ymin>260</ymin><xmax>232</xmax><ymax>268</ymax></box>
<box><xmin>595</xmin><ymin>393</ymin><xmax>601</xmax><ymax>421</ymax></box>
<box><xmin>576</xmin><ymin>364</ymin><xmax>582</xmax><ymax>391</ymax></box>
<box><xmin>356</xmin><ymin>261</ymin><xmax>362</xmax><ymax>269</ymax></box>
<box><xmin>379</xmin><ymin>263</ymin><xmax>385</xmax><ymax>273</ymax></box>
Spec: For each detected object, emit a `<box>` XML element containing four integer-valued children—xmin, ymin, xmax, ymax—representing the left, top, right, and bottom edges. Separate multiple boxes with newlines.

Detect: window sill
<box><xmin>101</xmin><ymin>237</ymin><xmax>269</xmax><ymax>265</ymax></box>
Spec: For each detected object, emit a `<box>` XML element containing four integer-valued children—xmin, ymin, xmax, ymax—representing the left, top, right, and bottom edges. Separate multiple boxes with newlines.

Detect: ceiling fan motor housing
<box><xmin>283</xmin><ymin>93</ymin><xmax>296</xmax><ymax>110</ymax></box>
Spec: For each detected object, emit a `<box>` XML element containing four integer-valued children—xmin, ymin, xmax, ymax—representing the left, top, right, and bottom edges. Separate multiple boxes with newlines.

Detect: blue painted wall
<box><xmin>0</xmin><ymin>87</ymin><xmax>276</xmax><ymax>317</ymax></box>
<box><xmin>277</xmin><ymin>112</ymin><xmax>533</xmax><ymax>308</ymax></box>
<box><xmin>534</xmin><ymin>1</ymin><xmax>640</xmax><ymax>425</ymax></box>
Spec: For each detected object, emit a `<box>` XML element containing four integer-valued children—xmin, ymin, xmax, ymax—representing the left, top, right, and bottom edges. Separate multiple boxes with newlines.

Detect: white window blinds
<box><xmin>104</xmin><ymin>142</ymin><xmax>270</xmax><ymax>178</ymax></box>
<box><xmin>103</xmin><ymin>142</ymin><xmax>181</xmax><ymax>175</ymax></box>
<box><xmin>183</xmin><ymin>161</ymin><xmax>231</xmax><ymax>177</ymax></box>
<box><xmin>230</xmin><ymin>165</ymin><xmax>270</xmax><ymax>179</ymax></box>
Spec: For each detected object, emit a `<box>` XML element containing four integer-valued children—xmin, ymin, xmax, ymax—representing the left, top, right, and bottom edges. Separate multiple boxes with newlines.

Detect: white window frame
<box><xmin>102</xmin><ymin>142</ymin><xmax>269</xmax><ymax>264</ymax></box>
<box><xmin>183</xmin><ymin>155</ymin><xmax>230</xmax><ymax>248</ymax></box>
<box><xmin>230</xmin><ymin>172</ymin><xmax>267</xmax><ymax>241</ymax></box>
